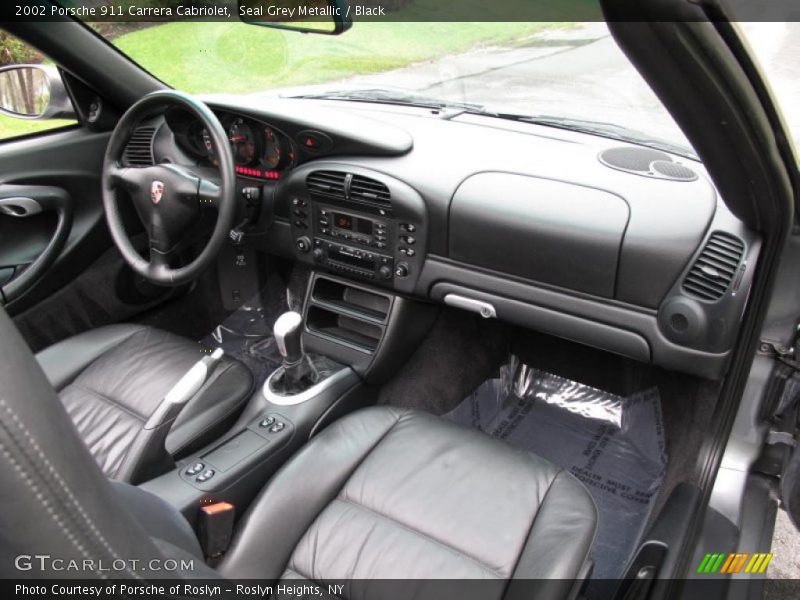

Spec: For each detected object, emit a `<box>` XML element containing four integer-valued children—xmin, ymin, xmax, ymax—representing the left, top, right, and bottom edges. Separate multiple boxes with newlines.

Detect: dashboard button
<box><xmin>296</xmin><ymin>237</ymin><xmax>311</xmax><ymax>253</ymax></box>
<box><xmin>269</xmin><ymin>422</ymin><xmax>286</xmax><ymax>433</ymax></box>
<box><xmin>401</xmin><ymin>223</ymin><xmax>416</xmax><ymax>232</ymax></box>
<box><xmin>296</xmin><ymin>130</ymin><xmax>333</xmax><ymax>152</ymax></box>
<box><xmin>403</xmin><ymin>236</ymin><xmax>416</xmax><ymax>245</ymax></box>
<box><xmin>259</xmin><ymin>416</ymin><xmax>276</xmax><ymax>428</ymax></box>
<box><xmin>395</xmin><ymin>263</ymin><xmax>409</xmax><ymax>278</ymax></box>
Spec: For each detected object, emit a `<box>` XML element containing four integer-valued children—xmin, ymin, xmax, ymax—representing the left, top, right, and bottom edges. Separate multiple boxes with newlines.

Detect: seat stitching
<box><xmin>334</xmin><ymin>497</ymin><xmax>504</xmax><ymax>578</ymax></box>
<box><xmin>68</xmin><ymin>384</ymin><xmax>147</xmax><ymax>421</ymax></box>
<box><xmin>0</xmin><ymin>438</ymin><xmax>106</xmax><ymax>580</ymax></box>
<box><xmin>0</xmin><ymin>400</ymin><xmax>142</xmax><ymax>580</ymax></box>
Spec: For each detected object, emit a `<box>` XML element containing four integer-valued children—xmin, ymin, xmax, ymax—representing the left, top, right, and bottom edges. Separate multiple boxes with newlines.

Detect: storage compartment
<box><xmin>449</xmin><ymin>172</ymin><xmax>630</xmax><ymax>298</ymax></box>
<box><xmin>307</xmin><ymin>305</ymin><xmax>383</xmax><ymax>352</ymax></box>
<box><xmin>311</xmin><ymin>277</ymin><xmax>391</xmax><ymax>322</ymax></box>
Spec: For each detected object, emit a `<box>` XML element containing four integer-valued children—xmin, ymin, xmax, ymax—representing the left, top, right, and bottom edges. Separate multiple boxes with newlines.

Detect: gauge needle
<box><xmin>230</xmin><ymin>135</ymin><xmax>246</xmax><ymax>142</ymax></box>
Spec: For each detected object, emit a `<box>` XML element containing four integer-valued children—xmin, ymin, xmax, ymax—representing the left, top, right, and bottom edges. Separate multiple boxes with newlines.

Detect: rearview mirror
<box><xmin>238</xmin><ymin>0</ymin><xmax>352</xmax><ymax>35</ymax></box>
<box><xmin>0</xmin><ymin>65</ymin><xmax>76</xmax><ymax>121</ymax></box>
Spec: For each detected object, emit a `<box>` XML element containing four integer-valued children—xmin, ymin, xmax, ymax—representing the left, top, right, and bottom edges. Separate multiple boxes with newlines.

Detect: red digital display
<box><xmin>335</xmin><ymin>214</ymin><xmax>353</xmax><ymax>230</ymax></box>
<box><xmin>235</xmin><ymin>166</ymin><xmax>280</xmax><ymax>180</ymax></box>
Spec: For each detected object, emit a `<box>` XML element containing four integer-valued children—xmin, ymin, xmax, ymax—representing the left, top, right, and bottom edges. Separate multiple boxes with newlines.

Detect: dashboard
<box><xmin>134</xmin><ymin>96</ymin><xmax>762</xmax><ymax>380</ymax></box>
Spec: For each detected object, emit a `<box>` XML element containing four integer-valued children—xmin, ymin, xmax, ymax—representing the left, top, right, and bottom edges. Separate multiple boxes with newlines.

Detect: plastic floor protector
<box><xmin>446</xmin><ymin>356</ymin><xmax>667</xmax><ymax>581</ymax></box>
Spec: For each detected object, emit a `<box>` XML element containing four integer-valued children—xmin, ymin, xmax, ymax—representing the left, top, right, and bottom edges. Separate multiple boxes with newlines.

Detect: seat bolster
<box><xmin>218</xmin><ymin>406</ymin><xmax>409</xmax><ymax>580</ymax></box>
<box><xmin>506</xmin><ymin>470</ymin><xmax>598</xmax><ymax>599</ymax></box>
<box><xmin>35</xmin><ymin>324</ymin><xmax>147</xmax><ymax>390</ymax></box>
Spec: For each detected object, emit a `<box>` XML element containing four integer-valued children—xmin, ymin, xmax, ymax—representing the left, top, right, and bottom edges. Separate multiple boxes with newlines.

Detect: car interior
<box><xmin>1</xmin><ymin>2</ymin><xmax>799</xmax><ymax>599</ymax></box>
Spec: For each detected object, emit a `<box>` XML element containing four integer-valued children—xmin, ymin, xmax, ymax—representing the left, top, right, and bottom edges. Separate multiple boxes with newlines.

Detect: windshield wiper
<box><xmin>497</xmin><ymin>113</ymin><xmax>698</xmax><ymax>159</ymax></box>
<box><xmin>287</xmin><ymin>88</ymin><xmax>497</xmax><ymax>116</ymax></box>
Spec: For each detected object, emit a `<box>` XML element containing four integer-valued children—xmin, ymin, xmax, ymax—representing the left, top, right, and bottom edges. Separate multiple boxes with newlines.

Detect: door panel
<box><xmin>0</xmin><ymin>128</ymin><xmax>112</xmax><ymax>313</ymax></box>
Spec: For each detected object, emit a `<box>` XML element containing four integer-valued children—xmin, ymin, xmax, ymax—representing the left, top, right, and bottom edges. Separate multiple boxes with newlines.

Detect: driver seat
<box><xmin>34</xmin><ymin>323</ymin><xmax>253</xmax><ymax>483</ymax></box>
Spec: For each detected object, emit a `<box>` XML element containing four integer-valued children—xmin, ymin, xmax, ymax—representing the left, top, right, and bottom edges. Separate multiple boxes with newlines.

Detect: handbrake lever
<box><xmin>145</xmin><ymin>348</ymin><xmax>225</xmax><ymax>430</ymax></box>
<box><xmin>117</xmin><ymin>348</ymin><xmax>225</xmax><ymax>484</ymax></box>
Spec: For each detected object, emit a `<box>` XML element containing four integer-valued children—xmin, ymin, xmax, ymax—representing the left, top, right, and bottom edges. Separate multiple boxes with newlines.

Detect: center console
<box><xmin>282</xmin><ymin>162</ymin><xmax>428</xmax><ymax>294</ymax></box>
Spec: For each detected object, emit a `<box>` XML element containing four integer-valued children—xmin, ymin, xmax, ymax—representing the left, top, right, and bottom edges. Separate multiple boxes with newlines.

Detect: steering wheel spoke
<box><xmin>107</xmin><ymin>163</ymin><xmax>140</xmax><ymax>192</ymax></box>
<box><xmin>198</xmin><ymin>178</ymin><xmax>222</xmax><ymax>207</ymax></box>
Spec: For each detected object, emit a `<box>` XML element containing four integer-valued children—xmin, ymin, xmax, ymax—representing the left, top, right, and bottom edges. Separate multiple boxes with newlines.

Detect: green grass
<box><xmin>0</xmin><ymin>115</ymin><xmax>76</xmax><ymax>142</ymax></box>
<box><xmin>113</xmin><ymin>20</ymin><xmax>572</xmax><ymax>95</ymax></box>
<box><xmin>1</xmin><ymin>0</ymin><xmax>588</xmax><ymax>140</ymax></box>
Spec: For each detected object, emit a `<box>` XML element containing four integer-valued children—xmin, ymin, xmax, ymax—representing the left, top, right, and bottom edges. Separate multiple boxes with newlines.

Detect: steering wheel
<box><xmin>102</xmin><ymin>90</ymin><xmax>236</xmax><ymax>286</ymax></box>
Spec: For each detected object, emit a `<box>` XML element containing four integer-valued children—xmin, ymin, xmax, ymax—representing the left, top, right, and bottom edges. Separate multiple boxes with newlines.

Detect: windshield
<box><xmin>88</xmin><ymin>19</ymin><xmax>697</xmax><ymax>154</ymax></box>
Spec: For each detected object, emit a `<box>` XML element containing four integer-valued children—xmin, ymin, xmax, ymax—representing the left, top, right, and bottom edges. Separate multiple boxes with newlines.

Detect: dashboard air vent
<box><xmin>123</xmin><ymin>127</ymin><xmax>156</xmax><ymax>167</ymax></box>
<box><xmin>682</xmin><ymin>232</ymin><xmax>745</xmax><ymax>301</ymax></box>
<box><xmin>307</xmin><ymin>170</ymin><xmax>347</xmax><ymax>201</ymax></box>
<box><xmin>349</xmin><ymin>174</ymin><xmax>391</xmax><ymax>208</ymax></box>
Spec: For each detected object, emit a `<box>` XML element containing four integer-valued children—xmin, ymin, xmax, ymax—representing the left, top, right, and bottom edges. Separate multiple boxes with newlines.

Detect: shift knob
<box><xmin>274</xmin><ymin>311</ymin><xmax>304</xmax><ymax>365</ymax></box>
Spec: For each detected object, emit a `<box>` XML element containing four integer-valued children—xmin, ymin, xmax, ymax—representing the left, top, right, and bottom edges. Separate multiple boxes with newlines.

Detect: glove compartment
<box><xmin>448</xmin><ymin>173</ymin><xmax>630</xmax><ymax>298</ymax></box>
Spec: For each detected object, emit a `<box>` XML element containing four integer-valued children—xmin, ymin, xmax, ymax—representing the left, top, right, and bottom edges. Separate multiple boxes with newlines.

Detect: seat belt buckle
<box><xmin>198</xmin><ymin>501</ymin><xmax>235</xmax><ymax>559</ymax></box>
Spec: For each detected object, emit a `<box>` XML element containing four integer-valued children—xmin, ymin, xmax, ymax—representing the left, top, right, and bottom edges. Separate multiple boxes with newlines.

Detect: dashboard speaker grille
<box><xmin>599</xmin><ymin>146</ymin><xmax>698</xmax><ymax>181</ymax></box>
<box><xmin>307</xmin><ymin>171</ymin><xmax>347</xmax><ymax>201</ymax></box>
<box><xmin>682</xmin><ymin>232</ymin><xmax>745</xmax><ymax>301</ymax></box>
<box><xmin>123</xmin><ymin>127</ymin><xmax>156</xmax><ymax>167</ymax></box>
<box><xmin>651</xmin><ymin>160</ymin><xmax>698</xmax><ymax>181</ymax></box>
<box><xmin>600</xmin><ymin>147</ymin><xmax>670</xmax><ymax>171</ymax></box>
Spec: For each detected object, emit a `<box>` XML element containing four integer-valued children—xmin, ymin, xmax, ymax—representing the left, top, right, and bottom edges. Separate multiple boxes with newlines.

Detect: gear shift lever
<box><xmin>273</xmin><ymin>311</ymin><xmax>311</xmax><ymax>386</ymax></box>
<box><xmin>267</xmin><ymin>311</ymin><xmax>349</xmax><ymax>401</ymax></box>
<box><xmin>274</xmin><ymin>311</ymin><xmax>304</xmax><ymax>365</ymax></box>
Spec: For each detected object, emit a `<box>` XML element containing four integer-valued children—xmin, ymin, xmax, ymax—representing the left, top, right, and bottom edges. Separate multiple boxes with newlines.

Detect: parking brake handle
<box><xmin>145</xmin><ymin>348</ymin><xmax>225</xmax><ymax>430</ymax></box>
<box><xmin>117</xmin><ymin>348</ymin><xmax>225</xmax><ymax>484</ymax></box>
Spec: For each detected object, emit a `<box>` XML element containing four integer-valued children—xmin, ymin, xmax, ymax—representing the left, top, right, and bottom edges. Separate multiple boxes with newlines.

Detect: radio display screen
<box><xmin>334</xmin><ymin>213</ymin><xmax>373</xmax><ymax>235</ymax></box>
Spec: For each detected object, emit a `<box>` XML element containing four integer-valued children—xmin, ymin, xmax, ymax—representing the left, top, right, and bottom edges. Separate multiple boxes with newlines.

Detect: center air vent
<box><xmin>599</xmin><ymin>146</ymin><xmax>698</xmax><ymax>182</ymax></box>
<box><xmin>307</xmin><ymin>171</ymin><xmax>347</xmax><ymax>201</ymax></box>
<box><xmin>123</xmin><ymin>127</ymin><xmax>156</xmax><ymax>167</ymax></box>
<box><xmin>682</xmin><ymin>232</ymin><xmax>745</xmax><ymax>301</ymax></box>
<box><xmin>349</xmin><ymin>175</ymin><xmax>391</xmax><ymax>208</ymax></box>
<box><xmin>306</xmin><ymin>171</ymin><xmax>391</xmax><ymax>210</ymax></box>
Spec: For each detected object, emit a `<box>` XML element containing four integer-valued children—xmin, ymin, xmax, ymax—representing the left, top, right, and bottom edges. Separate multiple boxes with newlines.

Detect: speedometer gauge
<box><xmin>264</xmin><ymin>127</ymin><xmax>283</xmax><ymax>169</ymax></box>
<box><xmin>229</xmin><ymin>118</ymin><xmax>258</xmax><ymax>166</ymax></box>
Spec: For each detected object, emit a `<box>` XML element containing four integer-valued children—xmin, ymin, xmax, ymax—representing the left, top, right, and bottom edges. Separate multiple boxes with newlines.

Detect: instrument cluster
<box><xmin>176</xmin><ymin>111</ymin><xmax>296</xmax><ymax>180</ymax></box>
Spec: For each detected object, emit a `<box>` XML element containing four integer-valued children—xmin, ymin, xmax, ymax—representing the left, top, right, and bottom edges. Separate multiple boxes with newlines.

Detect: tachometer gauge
<box><xmin>229</xmin><ymin>117</ymin><xmax>258</xmax><ymax>166</ymax></box>
<box><xmin>264</xmin><ymin>127</ymin><xmax>283</xmax><ymax>169</ymax></box>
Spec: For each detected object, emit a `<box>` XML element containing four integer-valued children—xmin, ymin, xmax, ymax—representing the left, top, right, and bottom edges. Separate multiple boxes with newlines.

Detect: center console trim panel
<box><xmin>278</xmin><ymin>161</ymin><xmax>428</xmax><ymax>294</ymax></box>
<box><xmin>263</xmin><ymin>365</ymin><xmax>359</xmax><ymax>406</ymax></box>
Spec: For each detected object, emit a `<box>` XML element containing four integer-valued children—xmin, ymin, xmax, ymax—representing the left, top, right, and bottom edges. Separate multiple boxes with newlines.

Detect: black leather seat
<box><xmin>220</xmin><ymin>406</ymin><xmax>598</xmax><ymax>589</ymax></box>
<box><xmin>1</xmin><ymin>307</ymin><xmax>596</xmax><ymax>597</ymax></box>
<box><xmin>35</xmin><ymin>324</ymin><xmax>253</xmax><ymax>482</ymax></box>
